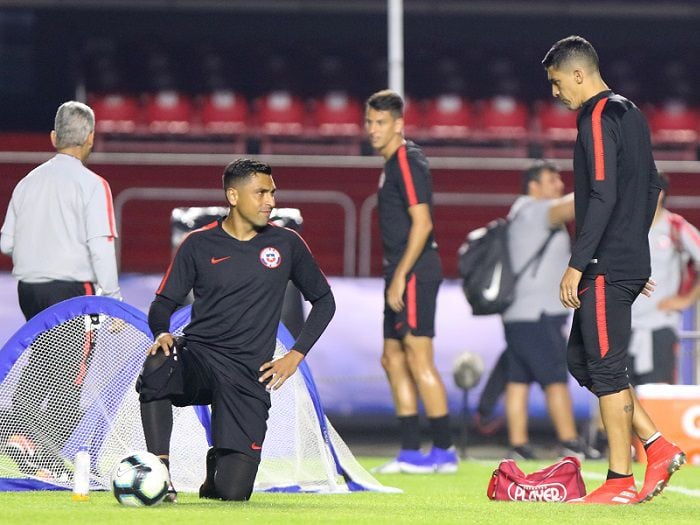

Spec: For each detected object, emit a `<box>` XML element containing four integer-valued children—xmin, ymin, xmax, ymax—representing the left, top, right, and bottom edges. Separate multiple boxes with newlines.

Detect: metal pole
<box><xmin>388</xmin><ymin>0</ymin><xmax>404</xmax><ymax>96</ymax></box>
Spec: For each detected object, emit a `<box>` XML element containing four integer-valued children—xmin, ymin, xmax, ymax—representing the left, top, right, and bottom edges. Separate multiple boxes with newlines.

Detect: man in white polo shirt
<box><xmin>629</xmin><ymin>173</ymin><xmax>700</xmax><ymax>384</ymax></box>
<box><xmin>0</xmin><ymin>100</ymin><xmax>121</xmax><ymax>480</ymax></box>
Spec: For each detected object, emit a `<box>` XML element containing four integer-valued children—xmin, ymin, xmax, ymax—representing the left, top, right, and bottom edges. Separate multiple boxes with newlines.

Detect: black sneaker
<box><xmin>506</xmin><ymin>444</ymin><xmax>538</xmax><ymax>460</ymax></box>
<box><xmin>199</xmin><ymin>447</ymin><xmax>218</xmax><ymax>499</ymax></box>
<box><xmin>560</xmin><ymin>439</ymin><xmax>603</xmax><ymax>461</ymax></box>
<box><xmin>473</xmin><ymin>412</ymin><xmax>505</xmax><ymax>437</ymax></box>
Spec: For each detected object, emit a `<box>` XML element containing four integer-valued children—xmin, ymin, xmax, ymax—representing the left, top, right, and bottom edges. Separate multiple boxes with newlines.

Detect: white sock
<box><xmin>644</xmin><ymin>431</ymin><xmax>662</xmax><ymax>447</ymax></box>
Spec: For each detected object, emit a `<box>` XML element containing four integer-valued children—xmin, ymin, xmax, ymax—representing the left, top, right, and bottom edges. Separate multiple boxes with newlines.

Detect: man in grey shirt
<box><xmin>501</xmin><ymin>160</ymin><xmax>588</xmax><ymax>460</ymax></box>
<box><xmin>0</xmin><ymin>101</ymin><xmax>121</xmax><ymax>480</ymax></box>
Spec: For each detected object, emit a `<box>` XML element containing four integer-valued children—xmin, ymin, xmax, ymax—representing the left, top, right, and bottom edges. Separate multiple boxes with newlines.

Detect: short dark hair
<box><xmin>223</xmin><ymin>158</ymin><xmax>272</xmax><ymax>190</ymax></box>
<box><xmin>542</xmin><ymin>35</ymin><xmax>599</xmax><ymax>71</ymax></box>
<box><xmin>522</xmin><ymin>160</ymin><xmax>560</xmax><ymax>194</ymax></box>
<box><xmin>366</xmin><ymin>89</ymin><xmax>404</xmax><ymax>119</ymax></box>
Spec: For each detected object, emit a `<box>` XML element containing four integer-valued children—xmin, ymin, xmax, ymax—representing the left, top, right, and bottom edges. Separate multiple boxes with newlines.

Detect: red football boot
<box><xmin>569</xmin><ymin>477</ymin><xmax>638</xmax><ymax>505</ymax></box>
<box><xmin>638</xmin><ymin>436</ymin><xmax>686</xmax><ymax>503</ymax></box>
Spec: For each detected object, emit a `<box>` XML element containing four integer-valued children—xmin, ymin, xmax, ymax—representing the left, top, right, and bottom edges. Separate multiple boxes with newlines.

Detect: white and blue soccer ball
<box><xmin>112</xmin><ymin>451</ymin><xmax>169</xmax><ymax>507</ymax></box>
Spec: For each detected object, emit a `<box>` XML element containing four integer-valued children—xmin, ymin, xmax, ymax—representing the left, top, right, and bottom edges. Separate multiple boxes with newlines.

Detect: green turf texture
<box><xmin>0</xmin><ymin>458</ymin><xmax>697</xmax><ymax>524</ymax></box>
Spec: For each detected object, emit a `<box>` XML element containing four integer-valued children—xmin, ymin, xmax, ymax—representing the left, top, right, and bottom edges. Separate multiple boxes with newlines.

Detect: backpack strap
<box><xmin>514</xmin><ymin>228</ymin><xmax>558</xmax><ymax>281</ymax></box>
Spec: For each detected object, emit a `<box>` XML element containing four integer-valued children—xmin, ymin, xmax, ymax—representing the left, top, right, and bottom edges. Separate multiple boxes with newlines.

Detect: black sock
<box><xmin>607</xmin><ymin>470</ymin><xmax>632</xmax><ymax>480</ymax></box>
<box><xmin>140</xmin><ymin>399</ymin><xmax>173</xmax><ymax>456</ymax></box>
<box><xmin>199</xmin><ymin>447</ymin><xmax>218</xmax><ymax>498</ymax></box>
<box><xmin>428</xmin><ymin>415</ymin><xmax>452</xmax><ymax>449</ymax></box>
<box><xmin>214</xmin><ymin>450</ymin><xmax>259</xmax><ymax>501</ymax></box>
<box><xmin>398</xmin><ymin>415</ymin><xmax>421</xmax><ymax>450</ymax></box>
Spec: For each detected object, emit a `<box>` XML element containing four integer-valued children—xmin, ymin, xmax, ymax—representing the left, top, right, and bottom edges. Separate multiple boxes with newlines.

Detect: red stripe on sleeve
<box><xmin>595</xmin><ymin>275</ymin><xmax>610</xmax><ymax>357</ymax></box>
<box><xmin>591</xmin><ymin>98</ymin><xmax>608</xmax><ymax>182</ymax></box>
<box><xmin>680</xmin><ymin>217</ymin><xmax>700</xmax><ymax>248</ymax></box>
<box><xmin>407</xmin><ymin>273</ymin><xmax>417</xmax><ymax>329</ymax></box>
<box><xmin>397</xmin><ymin>145</ymin><xmax>419</xmax><ymax>207</ymax></box>
<box><xmin>156</xmin><ymin>221</ymin><xmax>218</xmax><ymax>295</ymax></box>
<box><xmin>83</xmin><ymin>283</ymin><xmax>94</xmax><ymax>295</ymax></box>
<box><xmin>98</xmin><ymin>176</ymin><xmax>117</xmax><ymax>239</ymax></box>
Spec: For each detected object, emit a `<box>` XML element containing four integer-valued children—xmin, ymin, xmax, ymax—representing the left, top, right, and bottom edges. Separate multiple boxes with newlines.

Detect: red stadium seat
<box><xmin>478</xmin><ymin>96</ymin><xmax>529</xmax><ymax>139</ymax></box>
<box><xmin>472</xmin><ymin>96</ymin><xmax>530</xmax><ymax>156</ymax></box>
<box><xmin>89</xmin><ymin>93</ymin><xmax>141</xmax><ymax>134</ymax></box>
<box><xmin>535</xmin><ymin>100</ymin><xmax>578</xmax><ymax>158</ymax></box>
<box><xmin>402</xmin><ymin>97</ymin><xmax>426</xmax><ymax>139</ymax></box>
<box><xmin>299</xmin><ymin>91</ymin><xmax>363</xmax><ymax>155</ymax></box>
<box><xmin>255</xmin><ymin>91</ymin><xmax>313</xmax><ymax>154</ymax></box>
<box><xmin>311</xmin><ymin>92</ymin><xmax>363</xmax><ymax>137</ymax></box>
<box><xmin>144</xmin><ymin>91</ymin><xmax>194</xmax><ymax>134</ymax></box>
<box><xmin>256</xmin><ymin>91</ymin><xmax>306</xmax><ymax>136</ymax></box>
<box><xmin>200</xmin><ymin>90</ymin><xmax>249</xmax><ymax>134</ymax></box>
<box><xmin>423</xmin><ymin>94</ymin><xmax>474</xmax><ymax>139</ymax></box>
<box><xmin>648</xmin><ymin>101</ymin><xmax>699</xmax><ymax>160</ymax></box>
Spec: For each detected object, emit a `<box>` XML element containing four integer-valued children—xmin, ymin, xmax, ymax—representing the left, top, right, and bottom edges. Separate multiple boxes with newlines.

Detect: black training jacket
<box><xmin>571</xmin><ymin>90</ymin><xmax>663</xmax><ymax>281</ymax></box>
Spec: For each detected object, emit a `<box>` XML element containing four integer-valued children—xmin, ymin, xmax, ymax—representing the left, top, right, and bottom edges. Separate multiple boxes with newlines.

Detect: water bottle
<box><xmin>72</xmin><ymin>445</ymin><xmax>90</xmax><ymax>501</ymax></box>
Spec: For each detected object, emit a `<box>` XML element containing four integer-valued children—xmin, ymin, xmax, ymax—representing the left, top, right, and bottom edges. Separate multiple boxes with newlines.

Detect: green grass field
<box><xmin>0</xmin><ymin>458</ymin><xmax>698</xmax><ymax>524</ymax></box>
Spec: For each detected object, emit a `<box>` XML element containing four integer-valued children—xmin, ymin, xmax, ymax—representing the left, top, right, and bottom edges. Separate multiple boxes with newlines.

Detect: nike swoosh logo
<box><xmin>251</xmin><ymin>442</ymin><xmax>262</xmax><ymax>451</ymax></box>
<box><xmin>116</xmin><ymin>465</ymin><xmax>132</xmax><ymax>478</ymax></box>
<box><xmin>482</xmin><ymin>262</ymin><xmax>502</xmax><ymax>301</ymax></box>
<box><xmin>211</xmin><ymin>256</ymin><xmax>231</xmax><ymax>265</ymax></box>
<box><xmin>578</xmin><ymin>286</ymin><xmax>590</xmax><ymax>296</ymax></box>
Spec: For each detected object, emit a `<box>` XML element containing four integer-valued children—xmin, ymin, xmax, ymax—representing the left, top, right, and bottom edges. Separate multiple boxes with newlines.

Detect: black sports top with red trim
<box><xmin>149</xmin><ymin>220</ymin><xmax>333</xmax><ymax>372</ymax></box>
<box><xmin>571</xmin><ymin>90</ymin><xmax>663</xmax><ymax>281</ymax></box>
<box><xmin>377</xmin><ymin>141</ymin><xmax>439</xmax><ymax>275</ymax></box>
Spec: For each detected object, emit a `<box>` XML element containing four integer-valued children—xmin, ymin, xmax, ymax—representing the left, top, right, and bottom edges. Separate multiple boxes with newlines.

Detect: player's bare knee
<box><xmin>380</xmin><ymin>348</ymin><xmax>406</xmax><ymax>373</ymax></box>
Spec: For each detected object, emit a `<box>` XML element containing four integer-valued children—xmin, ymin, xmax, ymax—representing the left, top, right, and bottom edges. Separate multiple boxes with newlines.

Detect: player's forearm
<box><xmin>0</xmin><ymin>232</ymin><xmax>13</xmax><ymax>256</ymax></box>
<box><xmin>548</xmin><ymin>192</ymin><xmax>575</xmax><ymax>227</ymax></box>
<box><xmin>292</xmin><ymin>290</ymin><xmax>335</xmax><ymax>355</ymax></box>
<box><xmin>394</xmin><ymin>217</ymin><xmax>432</xmax><ymax>279</ymax></box>
<box><xmin>87</xmin><ymin>235</ymin><xmax>122</xmax><ymax>299</ymax></box>
<box><xmin>148</xmin><ymin>295</ymin><xmax>179</xmax><ymax>338</ymax></box>
<box><xmin>569</xmin><ymin>198</ymin><xmax>616</xmax><ymax>271</ymax></box>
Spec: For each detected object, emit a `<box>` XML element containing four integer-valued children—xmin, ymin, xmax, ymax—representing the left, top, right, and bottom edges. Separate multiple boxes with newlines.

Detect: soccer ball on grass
<box><xmin>112</xmin><ymin>451</ymin><xmax>169</xmax><ymax>507</ymax></box>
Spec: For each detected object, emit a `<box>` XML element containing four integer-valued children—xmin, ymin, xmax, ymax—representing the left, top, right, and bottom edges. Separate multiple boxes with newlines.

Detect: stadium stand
<box><xmin>144</xmin><ymin>91</ymin><xmax>194</xmax><ymax>135</ymax></box>
<box><xmin>534</xmin><ymin>100</ymin><xmax>579</xmax><ymax>159</ymax></box>
<box><xmin>89</xmin><ymin>93</ymin><xmax>141</xmax><ymax>134</ymax></box>
<box><xmin>647</xmin><ymin>101</ymin><xmax>700</xmax><ymax>161</ymax></box>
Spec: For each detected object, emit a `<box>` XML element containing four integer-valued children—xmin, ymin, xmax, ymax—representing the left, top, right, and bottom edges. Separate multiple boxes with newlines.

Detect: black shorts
<box><xmin>503</xmin><ymin>313</ymin><xmax>569</xmax><ymax>387</ymax></box>
<box><xmin>567</xmin><ymin>275</ymin><xmax>647</xmax><ymax>396</ymax></box>
<box><xmin>18</xmin><ymin>280</ymin><xmax>95</xmax><ymax>321</ymax></box>
<box><xmin>629</xmin><ymin>327</ymin><xmax>678</xmax><ymax>385</ymax></box>
<box><xmin>383</xmin><ymin>276</ymin><xmax>441</xmax><ymax>339</ymax></box>
<box><xmin>137</xmin><ymin>338</ymin><xmax>270</xmax><ymax>460</ymax></box>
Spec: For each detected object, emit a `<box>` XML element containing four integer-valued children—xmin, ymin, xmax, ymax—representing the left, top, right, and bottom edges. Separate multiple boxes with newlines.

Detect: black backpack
<box><xmin>457</xmin><ymin>218</ymin><xmax>556</xmax><ymax>316</ymax></box>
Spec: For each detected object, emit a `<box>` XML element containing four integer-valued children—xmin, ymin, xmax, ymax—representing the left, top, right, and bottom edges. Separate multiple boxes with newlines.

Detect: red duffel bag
<box><xmin>487</xmin><ymin>455</ymin><xmax>587</xmax><ymax>502</ymax></box>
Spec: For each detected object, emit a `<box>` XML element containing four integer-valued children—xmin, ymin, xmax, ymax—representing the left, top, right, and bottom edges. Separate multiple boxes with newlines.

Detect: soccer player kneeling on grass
<box><xmin>136</xmin><ymin>159</ymin><xmax>335</xmax><ymax>501</ymax></box>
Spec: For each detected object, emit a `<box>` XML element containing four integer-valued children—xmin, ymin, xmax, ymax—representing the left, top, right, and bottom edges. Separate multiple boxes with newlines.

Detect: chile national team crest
<box><xmin>259</xmin><ymin>247</ymin><xmax>282</xmax><ymax>268</ymax></box>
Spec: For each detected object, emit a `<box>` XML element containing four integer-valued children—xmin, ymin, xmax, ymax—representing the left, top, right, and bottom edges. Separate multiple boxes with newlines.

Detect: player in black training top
<box><xmin>137</xmin><ymin>158</ymin><xmax>335</xmax><ymax>501</ymax></box>
<box><xmin>543</xmin><ymin>35</ymin><xmax>685</xmax><ymax>505</ymax></box>
<box><xmin>365</xmin><ymin>90</ymin><xmax>457</xmax><ymax>474</ymax></box>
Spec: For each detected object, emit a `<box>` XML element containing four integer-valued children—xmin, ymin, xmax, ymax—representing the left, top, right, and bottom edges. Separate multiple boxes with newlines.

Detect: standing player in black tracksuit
<box><xmin>137</xmin><ymin>159</ymin><xmax>335</xmax><ymax>501</ymax></box>
<box><xmin>365</xmin><ymin>90</ymin><xmax>457</xmax><ymax>474</ymax></box>
<box><xmin>543</xmin><ymin>36</ymin><xmax>685</xmax><ymax>505</ymax></box>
